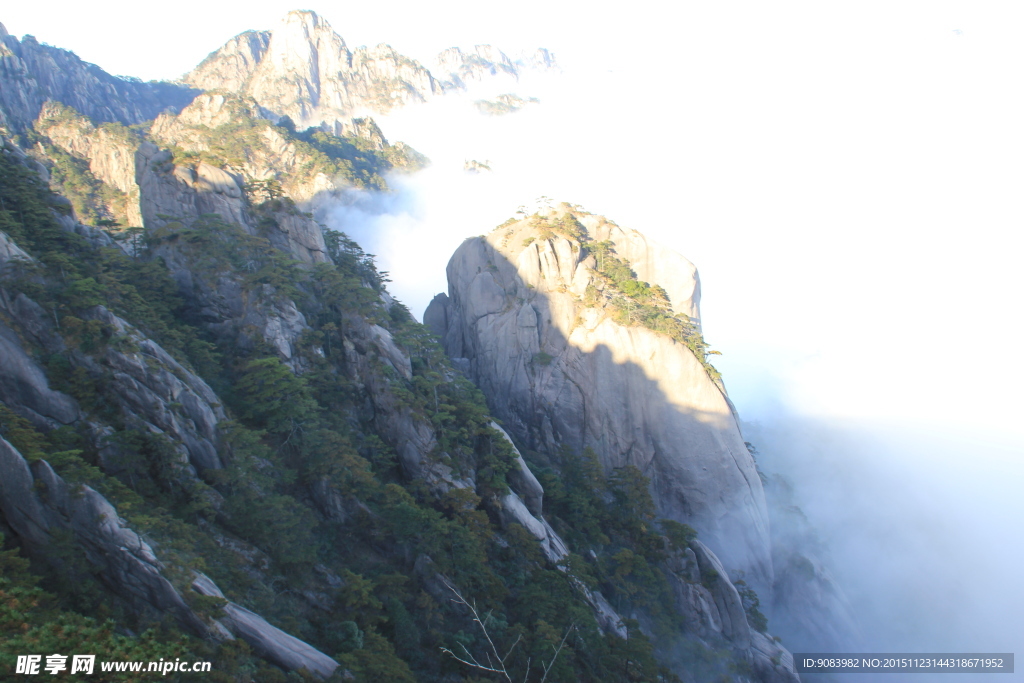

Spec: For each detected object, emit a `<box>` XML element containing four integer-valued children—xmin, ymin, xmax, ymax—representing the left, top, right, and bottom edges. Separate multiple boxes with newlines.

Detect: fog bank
<box><xmin>316</xmin><ymin>3</ymin><xmax>1023</xmax><ymax>667</ymax></box>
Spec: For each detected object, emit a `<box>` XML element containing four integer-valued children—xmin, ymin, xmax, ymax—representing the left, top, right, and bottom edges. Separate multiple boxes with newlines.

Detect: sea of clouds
<box><xmin>316</xmin><ymin>7</ymin><xmax>1022</xmax><ymax>672</ymax></box>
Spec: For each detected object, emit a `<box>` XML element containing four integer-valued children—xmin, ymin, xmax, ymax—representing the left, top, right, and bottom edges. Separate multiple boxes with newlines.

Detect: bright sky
<box><xmin>4</xmin><ymin>1</ymin><xmax>1022</xmax><ymax>439</ymax></box>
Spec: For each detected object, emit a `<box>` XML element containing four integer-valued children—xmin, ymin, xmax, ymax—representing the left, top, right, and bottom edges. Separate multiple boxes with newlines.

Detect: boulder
<box><xmin>191</xmin><ymin>574</ymin><xmax>339</xmax><ymax>678</ymax></box>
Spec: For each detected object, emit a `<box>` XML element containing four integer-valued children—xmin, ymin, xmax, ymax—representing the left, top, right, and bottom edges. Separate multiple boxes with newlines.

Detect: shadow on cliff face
<box><xmin>416</xmin><ymin>226</ymin><xmax>865</xmax><ymax>656</ymax></box>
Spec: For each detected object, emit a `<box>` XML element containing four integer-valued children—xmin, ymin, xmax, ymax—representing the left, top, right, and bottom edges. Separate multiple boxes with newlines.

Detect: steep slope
<box><xmin>0</xmin><ymin>17</ymin><xmax>809</xmax><ymax>682</ymax></box>
<box><xmin>33</xmin><ymin>101</ymin><xmax>145</xmax><ymax>226</ymax></box>
<box><xmin>0</xmin><ymin>22</ymin><xmax>196</xmax><ymax>132</ymax></box>
<box><xmin>426</xmin><ymin>206</ymin><xmax>772</xmax><ymax>594</ymax></box>
<box><xmin>184</xmin><ymin>10</ymin><xmax>554</xmax><ymax>131</ymax></box>
<box><xmin>24</xmin><ymin>92</ymin><xmax>423</xmax><ymax>247</ymax></box>
<box><xmin>1</xmin><ymin>126</ymin><xmax>716</xmax><ymax>681</ymax></box>
<box><xmin>147</xmin><ymin>91</ymin><xmax>425</xmax><ymax>203</ymax></box>
<box><xmin>426</xmin><ymin>206</ymin><xmax>807</xmax><ymax>681</ymax></box>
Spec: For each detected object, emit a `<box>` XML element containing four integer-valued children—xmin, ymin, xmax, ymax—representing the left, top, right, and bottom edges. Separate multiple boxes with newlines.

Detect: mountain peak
<box><xmin>285</xmin><ymin>8</ymin><xmax>322</xmax><ymax>21</ymax></box>
<box><xmin>183</xmin><ymin>13</ymin><xmax>554</xmax><ymax>131</ymax></box>
<box><xmin>427</xmin><ymin>205</ymin><xmax>768</xmax><ymax>592</ymax></box>
<box><xmin>275</xmin><ymin>8</ymin><xmax>344</xmax><ymax>47</ymax></box>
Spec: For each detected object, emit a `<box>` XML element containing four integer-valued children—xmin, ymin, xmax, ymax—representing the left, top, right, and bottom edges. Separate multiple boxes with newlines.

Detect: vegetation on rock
<box><xmin>0</xmin><ymin>147</ymin><xmax>689</xmax><ymax>681</ymax></box>
<box><xmin>525</xmin><ymin>208</ymin><xmax>723</xmax><ymax>381</ymax></box>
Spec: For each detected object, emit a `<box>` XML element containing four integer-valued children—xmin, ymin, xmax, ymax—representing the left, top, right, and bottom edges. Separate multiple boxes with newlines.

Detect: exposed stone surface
<box><xmin>425</xmin><ymin>211</ymin><xmax>810</xmax><ymax>678</ymax></box>
<box><xmin>135</xmin><ymin>140</ymin><xmax>330</xmax><ymax>265</ymax></box>
<box><xmin>147</xmin><ymin>93</ymin><xmax>338</xmax><ymax>205</ymax></box>
<box><xmin>183</xmin><ymin>31</ymin><xmax>271</xmax><ymax>95</ymax></box>
<box><xmin>0</xmin><ymin>282</ymin><xmax>80</xmax><ymax>428</ymax></box>
<box><xmin>0</xmin><ymin>436</ymin><xmax>210</xmax><ymax>636</ymax></box>
<box><xmin>427</xmin><ymin>209</ymin><xmax>773</xmax><ymax>596</ymax></box>
<box><xmin>83</xmin><ymin>305</ymin><xmax>226</xmax><ymax>473</ymax></box>
<box><xmin>136</xmin><ymin>143</ymin><xmax>248</xmax><ymax>229</ymax></box>
<box><xmin>0</xmin><ymin>22</ymin><xmax>196</xmax><ymax>133</ymax></box>
<box><xmin>2</xmin><ymin>207</ymin><xmax>226</xmax><ymax>471</ymax></box>
<box><xmin>131</xmin><ymin>140</ymin><xmax>327</xmax><ymax>367</ymax></box>
<box><xmin>185</xmin><ymin>11</ymin><xmax>437</xmax><ymax>128</ymax></box>
<box><xmin>576</xmin><ymin>214</ymin><xmax>701</xmax><ymax>324</ymax></box>
<box><xmin>221</xmin><ymin>603</ymin><xmax>339</xmax><ymax>678</ymax></box>
<box><xmin>34</xmin><ymin>102</ymin><xmax>144</xmax><ymax>226</ymax></box>
<box><xmin>433</xmin><ymin>46</ymin><xmax>518</xmax><ymax>90</ymax></box>
<box><xmin>191</xmin><ymin>574</ymin><xmax>339</xmax><ymax>678</ymax></box>
<box><xmin>490</xmin><ymin>421</ymin><xmax>544</xmax><ymax>515</ymax></box>
<box><xmin>661</xmin><ymin>539</ymin><xmax>801</xmax><ymax>680</ymax></box>
<box><xmin>0</xmin><ymin>229</ymin><xmax>34</xmax><ymax>274</ymax></box>
<box><xmin>482</xmin><ymin>426</ymin><xmax>626</xmax><ymax>637</ymax></box>
<box><xmin>2</xmin><ymin>133</ymin><xmax>51</xmax><ymax>182</ymax></box>
<box><xmin>0</xmin><ymin>435</ymin><xmax>337</xmax><ymax>678</ymax></box>
<box><xmin>183</xmin><ymin>11</ymin><xmax>555</xmax><ymax>132</ymax></box>
<box><xmin>341</xmin><ymin>314</ymin><xmax>471</xmax><ymax>494</ymax></box>
<box><xmin>0</xmin><ymin>27</ymin><xmax>817</xmax><ymax>678</ymax></box>
<box><xmin>691</xmin><ymin>539</ymin><xmax>752</xmax><ymax>649</ymax></box>
<box><xmin>0</xmin><ymin>321</ymin><xmax>79</xmax><ymax>428</ymax></box>
<box><xmin>423</xmin><ymin>292</ymin><xmax>450</xmax><ymax>338</ymax></box>
<box><xmin>748</xmin><ymin>630</ymin><xmax>801</xmax><ymax>683</ymax></box>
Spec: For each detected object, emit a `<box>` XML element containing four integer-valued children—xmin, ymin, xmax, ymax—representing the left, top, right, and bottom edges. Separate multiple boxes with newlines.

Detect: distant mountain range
<box><xmin>0</xmin><ymin>10</ymin><xmax>555</xmax><ymax>135</ymax></box>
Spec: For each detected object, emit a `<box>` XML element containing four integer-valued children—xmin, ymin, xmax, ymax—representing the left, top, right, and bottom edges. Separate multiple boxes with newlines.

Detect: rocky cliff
<box><xmin>0</xmin><ymin>22</ymin><xmax>196</xmax><ymax>133</ymax></box>
<box><xmin>426</xmin><ymin>206</ymin><xmax>771</xmax><ymax>592</ymax></box>
<box><xmin>184</xmin><ymin>10</ymin><xmax>555</xmax><ymax>132</ymax></box>
<box><xmin>425</xmin><ymin>205</ymin><xmax>807</xmax><ymax>681</ymax></box>
<box><xmin>1</xmin><ymin>125</ymin><xmax>676</xmax><ymax>680</ymax></box>
<box><xmin>147</xmin><ymin>91</ymin><xmax>423</xmax><ymax>206</ymax></box>
<box><xmin>0</xmin><ymin>15</ymin><xmax>815</xmax><ymax>683</ymax></box>
<box><xmin>33</xmin><ymin>101</ymin><xmax>145</xmax><ymax>226</ymax></box>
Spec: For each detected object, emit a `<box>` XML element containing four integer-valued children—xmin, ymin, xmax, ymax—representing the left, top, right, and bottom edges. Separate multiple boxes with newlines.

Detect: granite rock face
<box><xmin>0</xmin><ymin>436</ymin><xmax>212</xmax><ymax>636</ymax></box>
<box><xmin>0</xmin><ymin>22</ymin><xmax>196</xmax><ymax>133</ymax></box>
<box><xmin>0</xmin><ymin>185</ymin><xmax>338</xmax><ymax>675</ymax></box>
<box><xmin>183</xmin><ymin>10</ymin><xmax>555</xmax><ymax>131</ymax></box>
<box><xmin>182</xmin><ymin>30</ymin><xmax>271</xmax><ymax>95</ymax></box>
<box><xmin>423</xmin><ymin>206</ymin><xmax>811</xmax><ymax>680</ymax></box>
<box><xmin>0</xmin><ymin>314</ymin><xmax>80</xmax><ymax>429</ymax></box>
<box><xmin>433</xmin><ymin>45</ymin><xmax>518</xmax><ymax>89</ymax></box>
<box><xmin>0</xmin><ymin>434</ymin><xmax>338</xmax><ymax>678</ymax></box>
<box><xmin>134</xmin><ymin>133</ymin><xmax>330</xmax><ymax>266</ymax></box>
<box><xmin>427</xmin><ymin>207</ymin><xmax>773</xmax><ymax>595</ymax></box>
<box><xmin>34</xmin><ymin>101</ymin><xmax>145</xmax><ymax>226</ymax></box>
<box><xmin>83</xmin><ymin>305</ymin><xmax>227</xmax><ymax>474</ymax></box>
<box><xmin>191</xmin><ymin>574</ymin><xmax>339</xmax><ymax>677</ymax></box>
<box><xmin>148</xmin><ymin>92</ymin><xmax>365</xmax><ymax>207</ymax></box>
<box><xmin>130</xmin><ymin>139</ymin><xmax>331</xmax><ymax>366</ymax></box>
<box><xmin>185</xmin><ymin>10</ymin><xmax>438</xmax><ymax>129</ymax></box>
<box><xmin>0</xmin><ymin>229</ymin><xmax>33</xmax><ymax>273</ymax></box>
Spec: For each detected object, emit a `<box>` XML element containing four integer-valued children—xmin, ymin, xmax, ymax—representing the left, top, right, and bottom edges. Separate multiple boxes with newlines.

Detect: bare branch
<box><xmin>457</xmin><ymin>641</ymin><xmax>485</xmax><ymax>669</ymax></box>
<box><xmin>502</xmin><ymin>633</ymin><xmax>523</xmax><ymax>663</ymax></box>
<box><xmin>540</xmin><ymin>623</ymin><xmax>576</xmax><ymax>683</ymax></box>
<box><xmin>439</xmin><ymin>579</ymin><xmax>574</xmax><ymax>683</ymax></box>
<box><xmin>439</xmin><ymin>647</ymin><xmax>506</xmax><ymax>675</ymax></box>
<box><xmin>440</xmin><ymin>578</ymin><xmax>514</xmax><ymax>682</ymax></box>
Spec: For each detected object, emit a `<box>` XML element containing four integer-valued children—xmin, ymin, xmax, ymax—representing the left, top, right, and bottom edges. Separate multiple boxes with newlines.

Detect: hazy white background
<box><xmin>6</xmin><ymin>0</ymin><xmax>1022</xmax><ymax>663</ymax></box>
